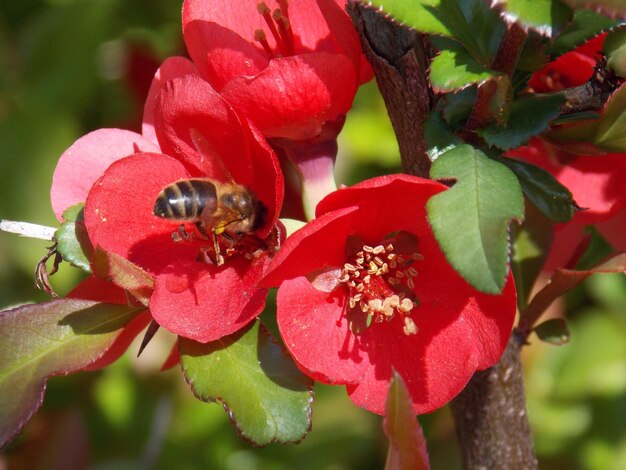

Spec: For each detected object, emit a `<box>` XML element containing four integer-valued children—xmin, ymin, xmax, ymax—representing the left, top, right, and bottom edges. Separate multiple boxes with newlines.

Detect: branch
<box><xmin>557</xmin><ymin>57</ymin><xmax>622</xmax><ymax>113</ymax></box>
<box><xmin>0</xmin><ymin>219</ymin><xmax>56</xmax><ymax>240</ymax></box>
<box><xmin>347</xmin><ymin>2</ymin><xmax>433</xmax><ymax>178</ymax></box>
<box><xmin>450</xmin><ymin>334</ymin><xmax>538</xmax><ymax>469</ymax></box>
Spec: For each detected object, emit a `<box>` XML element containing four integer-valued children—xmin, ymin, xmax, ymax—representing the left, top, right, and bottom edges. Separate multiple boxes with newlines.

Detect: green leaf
<box><xmin>546</xmin><ymin>83</ymin><xmax>626</xmax><ymax>154</ymax></box>
<box><xmin>92</xmin><ymin>248</ymin><xmax>155</xmax><ymax>306</ymax></box>
<box><xmin>604</xmin><ymin>26</ymin><xmax>626</xmax><ymax>77</ymax></box>
<box><xmin>424</xmin><ymin>111</ymin><xmax>462</xmax><ymax>161</ymax></box>
<box><xmin>561</xmin><ymin>0</ymin><xmax>626</xmax><ymax>20</ymax></box>
<box><xmin>430</xmin><ymin>40</ymin><xmax>501</xmax><ymax>92</ymax></box>
<box><xmin>490</xmin><ymin>0</ymin><xmax>572</xmax><ymax>37</ymax></box>
<box><xmin>427</xmin><ymin>145</ymin><xmax>525</xmax><ymax>293</ymax></box>
<box><xmin>549</xmin><ymin>9</ymin><xmax>618</xmax><ymax>55</ymax></box>
<box><xmin>437</xmin><ymin>87</ymin><xmax>477</xmax><ymax>127</ymax></box>
<box><xmin>534</xmin><ymin>318</ymin><xmax>571</xmax><ymax>345</ymax></box>
<box><xmin>179</xmin><ymin>321</ymin><xmax>314</xmax><ymax>445</ymax></box>
<box><xmin>384</xmin><ymin>371</ymin><xmax>430</xmax><ymax>470</ymax></box>
<box><xmin>498</xmin><ymin>157</ymin><xmax>575</xmax><ymax>222</ymax></box>
<box><xmin>54</xmin><ymin>203</ymin><xmax>93</xmax><ymax>273</ymax></box>
<box><xmin>479</xmin><ymin>94</ymin><xmax>565</xmax><ymax>150</ymax></box>
<box><xmin>368</xmin><ymin>0</ymin><xmax>468</xmax><ymax>37</ymax></box>
<box><xmin>369</xmin><ymin>0</ymin><xmax>504</xmax><ymax>60</ymax></box>
<box><xmin>0</xmin><ymin>299</ymin><xmax>143</xmax><ymax>448</ymax></box>
<box><xmin>511</xmin><ymin>203</ymin><xmax>554</xmax><ymax>310</ymax></box>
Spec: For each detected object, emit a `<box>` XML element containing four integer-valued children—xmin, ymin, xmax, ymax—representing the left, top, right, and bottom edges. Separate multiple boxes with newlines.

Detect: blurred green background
<box><xmin>1</xmin><ymin>1</ymin><xmax>625</xmax><ymax>468</ymax></box>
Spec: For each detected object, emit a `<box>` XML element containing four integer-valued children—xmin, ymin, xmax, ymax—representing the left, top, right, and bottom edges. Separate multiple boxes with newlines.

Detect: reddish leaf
<box><xmin>0</xmin><ymin>300</ymin><xmax>144</xmax><ymax>448</ymax></box>
<box><xmin>384</xmin><ymin>371</ymin><xmax>430</xmax><ymax>470</ymax></box>
<box><xmin>520</xmin><ymin>253</ymin><xmax>626</xmax><ymax>334</ymax></box>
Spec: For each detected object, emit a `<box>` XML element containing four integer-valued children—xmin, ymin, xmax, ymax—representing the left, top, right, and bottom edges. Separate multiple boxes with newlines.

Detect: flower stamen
<box><xmin>254</xmin><ymin>30</ymin><xmax>274</xmax><ymax>58</ymax></box>
<box><xmin>339</xmin><ymin>235</ymin><xmax>423</xmax><ymax>336</ymax></box>
<box><xmin>255</xmin><ymin>1</ymin><xmax>295</xmax><ymax>58</ymax></box>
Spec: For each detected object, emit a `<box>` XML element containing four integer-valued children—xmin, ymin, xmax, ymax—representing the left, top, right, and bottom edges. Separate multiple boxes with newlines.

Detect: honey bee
<box><xmin>153</xmin><ymin>179</ymin><xmax>266</xmax><ymax>265</ymax></box>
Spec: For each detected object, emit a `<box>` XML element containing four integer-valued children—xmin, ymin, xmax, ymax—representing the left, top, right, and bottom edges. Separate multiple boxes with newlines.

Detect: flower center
<box><xmin>338</xmin><ymin>233</ymin><xmax>423</xmax><ymax>336</ymax></box>
<box><xmin>254</xmin><ymin>1</ymin><xmax>295</xmax><ymax>57</ymax></box>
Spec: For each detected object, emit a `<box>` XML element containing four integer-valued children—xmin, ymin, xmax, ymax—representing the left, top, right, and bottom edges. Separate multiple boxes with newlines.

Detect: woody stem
<box><xmin>348</xmin><ymin>2</ymin><xmax>537</xmax><ymax>468</ymax></box>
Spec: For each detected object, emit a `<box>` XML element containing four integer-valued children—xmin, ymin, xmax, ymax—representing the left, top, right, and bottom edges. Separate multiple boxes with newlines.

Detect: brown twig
<box><xmin>450</xmin><ymin>334</ymin><xmax>538</xmax><ymax>469</ymax></box>
<box><xmin>347</xmin><ymin>2</ymin><xmax>433</xmax><ymax>178</ymax></box>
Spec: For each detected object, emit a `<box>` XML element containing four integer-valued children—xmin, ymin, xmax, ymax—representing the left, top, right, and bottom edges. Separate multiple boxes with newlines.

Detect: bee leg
<box><xmin>195</xmin><ymin>222</ymin><xmax>210</xmax><ymax>240</ymax></box>
<box><xmin>172</xmin><ymin>224</ymin><xmax>193</xmax><ymax>243</ymax></box>
<box><xmin>211</xmin><ymin>228</ymin><xmax>224</xmax><ymax>266</ymax></box>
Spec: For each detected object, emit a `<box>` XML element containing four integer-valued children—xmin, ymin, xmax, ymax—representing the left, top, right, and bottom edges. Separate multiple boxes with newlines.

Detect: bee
<box><xmin>153</xmin><ymin>179</ymin><xmax>266</xmax><ymax>265</ymax></box>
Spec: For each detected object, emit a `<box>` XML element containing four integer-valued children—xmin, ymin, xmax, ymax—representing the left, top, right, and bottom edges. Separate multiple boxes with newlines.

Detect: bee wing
<box><xmin>189</xmin><ymin>129</ymin><xmax>234</xmax><ymax>183</ymax></box>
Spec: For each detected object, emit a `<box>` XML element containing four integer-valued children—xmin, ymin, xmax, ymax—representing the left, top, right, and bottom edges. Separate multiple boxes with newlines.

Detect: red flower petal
<box><xmin>67</xmin><ymin>275</ymin><xmax>129</xmax><ymax>304</ymax></box>
<box><xmin>183</xmin><ymin>0</ymin><xmax>349</xmax><ymax>58</ymax></box>
<box><xmin>240</xmin><ymin>116</ymin><xmax>284</xmax><ymax>238</ymax></box>
<box><xmin>346</xmin><ymin>275</ymin><xmax>515</xmax><ymax>415</ymax></box>
<box><xmin>51</xmin><ymin>129</ymin><xmax>160</xmax><ymax>220</ymax></box>
<box><xmin>598</xmin><ymin>207</ymin><xmax>626</xmax><ymax>252</ymax></box>
<box><xmin>84</xmin><ymin>153</ymin><xmax>202</xmax><ymax>274</ymax></box>
<box><xmin>529</xmin><ymin>34</ymin><xmax>604</xmax><ymax>92</ymax></box>
<box><xmin>222</xmin><ymin>53</ymin><xmax>358</xmax><ymax>140</ymax></box>
<box><xmin>317</xmin><ymin>174</ymin><xmax>447</xmax><ymax>217</ymax></box>
<box><xmin>277</xmin><ymin>276</ymin><xmax>368</xmax><ymax>384</ymax></box>
<box><xmin>150</xmin><ymin>258</ymin><xmax>268</xmax><ymax>342</ymax></box>
<box><xmin>262</xmin><ymin>206</ymin><xmax>360</xmax><ymax>286</ymax></box>
<box><xmin>154</xmin><ymin>75</ymin><xmax>253</xmax><ymax>182</ymax></box>
<box><xmin>316</xmin><ymin>0</ymin><xmax>373</xmax><ymax>83</ymax></box>
<box><xmin>183</xmin><ymin>20</ymin><xmax>269</xmax><ymax>89</ymax></box>
<box><xmin>507</xmin><ymin>140</ymin><xmax>626</xmax><ymax>218</ymax></box>
<box><xmin>142</xmin><ymin>56</ymin><xmax>199</xmax><ymax>144</ymax></box>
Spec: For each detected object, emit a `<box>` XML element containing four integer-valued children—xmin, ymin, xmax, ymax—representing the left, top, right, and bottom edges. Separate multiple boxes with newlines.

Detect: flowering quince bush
<box><xmin>2</xmin><ymin>0</ymin><xmax>626</xmax><ymax>467</ymax></box>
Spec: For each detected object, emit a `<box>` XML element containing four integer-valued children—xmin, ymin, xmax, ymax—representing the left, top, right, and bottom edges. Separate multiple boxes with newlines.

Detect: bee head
<box><xmin>221</xmin><ymin>187</ymin><xmax>267</xmax><ymax>234</ymax></box>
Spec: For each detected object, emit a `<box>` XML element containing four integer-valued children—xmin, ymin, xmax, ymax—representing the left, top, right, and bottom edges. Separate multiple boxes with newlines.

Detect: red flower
<box><xmin>528</xmin><ymin>34</ymin><xmax>604</xmax><ymax>93</ymax></box>
<box><xmin>508</xmin><ymin>34</ymin><xmax>626</xmax><ymax>269</ymax></box>
<box><xmin>181</xmin><ymin>0</ymin><xmax>372</xmax><ymax>141</ymax></box>
<box><xmin>51</xmin><ymin>59</ymin><xmax>284</xmax><ymax>343</ymax></box>
<box><xmin>262</xmin><ymin>175</ymin><xmax>517</xmax><ymax>415</ymax></box>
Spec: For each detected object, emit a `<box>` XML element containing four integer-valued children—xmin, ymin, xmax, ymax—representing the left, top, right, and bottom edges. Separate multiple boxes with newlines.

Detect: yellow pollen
<box><xmin>403</xmin><ymin>317</ymin><xmax>418</xmax><ymax>335</ymax></box>
<box><xmin>338</xmin><ymin>237</ymin><xmax>424</xmax><ymax>337</ymax></box>
<box><xmin>257</xmin><ymin>2</ymin><xmax>271</xmax><ymax>14</ymax></box>
<box><xmin>399</xmin><ymin>298</ymin><xmax>414</xmax><ymax>313</ymax></box>
<box><xmin>372</xmin><ymin>245</ymin><xmax>385</xmax><ymax>255</ymax></box>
